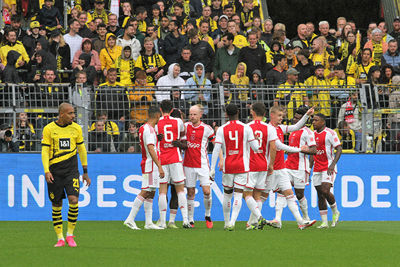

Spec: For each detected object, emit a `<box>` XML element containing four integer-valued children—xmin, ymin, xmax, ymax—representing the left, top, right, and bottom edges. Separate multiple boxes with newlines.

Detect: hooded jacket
<box><xmin>72</xmin><ymin>38</ymin><xmax>101</xmax><ymax>71</ymax></box>
<box><xmin>2</xmin><ymin>50</ymin><xmax>22</xmax><ymax>83</ymax></box>
<box><xmin>155</xmin><ymin>63</ymin><xmax>186</xmax><ymax>102</ymax></box>
<box><xmin>230</xmin><ymin>62</ymin><xmax>249</xmax><ymax>101</ymax></box>
<box><xmin>189</xmin><ymin>40</ymin><xmax>215</xmax><ymax>73</ymax></box>
<box><xmin>116</xmin><ymin>34</ymin><xmax>142</xmax><ymax>61</ymax></box>
<box><xmin>28</xmin><ymin>49</ymin><xmax>57</xmax><ymax>82</ymax></box>
<box><xmin>100</xmin><ymin>33</ymin><xmax>122</xmax><ymax>71</ymax></box>
<box><xmin>0</xmin><ymin>40</ymin><xmax>30</xmax><ymax>67</ymax></box>
<box><xmin>37</xmin><ymin>4</ymin><xmax>63</xmax><ymax>28</ymax></box>
<box><xmin>72</xmin><ymin>52</ymin><xmax>97</xmax><ymax>85</ymax></box>
<box><xmin>185</xmin><ymin>62</ymin><xmax>212</xmax><ymax>114</ymax></box>
<box><xmin>112</xmin><ymin>46</ymin><xmax>136</xmax><ymax>86</ymax></box>
<box><xmin>23</xmin><ymin>34</ymin><xmax>48</xmax><ymax>58</ymax></box>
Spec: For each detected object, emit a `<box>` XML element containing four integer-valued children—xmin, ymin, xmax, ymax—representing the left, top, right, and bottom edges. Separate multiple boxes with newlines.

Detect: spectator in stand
<box><xmin>89</xmin><ymin>110</ymin><xmax>120</xmax><ymax>147</ymax></box>
<box><xmin>211</xmin><ymin>0</ymin><xmax>223</xmax><ymax>21</ymax></box>
<box><xmin>128</xmin><ymin>70</ymin><xmax>155</xmax><ymax>124</ymax></box>
<box><xmin>112</xmin><ymin>46</ymin><xmax>135</xmax><ymax>85</ymax></box>
<box><xmin>338</xmin><ymin>31</ymin><xmax>358</xmax><ymax>61</ymax></box>
<box><xmin>89</xmin><ymin>120</ymin><xmax>112</xmax><ymax>152</ymax></box>
<box><xmin>0</xmin><ymin>28</ymin><xmax>29</xmax><ymax>69</ymax></box>
<box><xmin>335</xmin><ymin>16</ymin><xmax>347</xmax><ymax>39</ymax></box>
<box><xmin>198</xmin><ymin>20</ymin><xmax>216</xmax><ymax>51</ymax></box>
<box><xmin>136</xmin><ymin>6</ymin><xmax>148</xmax><ymax>34</ymax></box>
<box><xmin>10</xmin><ymin>15</ymin><xmax>26</xmax><ymax>41</ymax></box>
<box><xmin>230</xmin><ymin>62</ymin><xmax>249</xmax><ymax>104</ymax></box>
<box><xmin>135</xmin><ymin>37</ymin><xmax>166</xmax><ymax>85</ymax></box>
<box><xmin>72</xmin><ymin>38</ymin><xmax>101</xmax><ymax>71</ymax></box>
<box><xmin>119</xmin><ymin>121</ymin><xmax>141</xmax><ymax>152</ymax></box>
<box><xmin>275</xmin><ymin>68</ymin><xmax>308</xmax><ymax>121</ymax></box>
<box><xmin>177</xmin><ymin>47</ymin><xmax>195</xmax><ymax>81</ymax></box>
<box><xmin>35</xmin><ymin>69</ymin><xmax>68</xmax><ymax>107</ymax></box>
<box><xmin>378</xmin><ymin>21</ymin><xmax>393</xmax><ymax>43</ymax></box>
<box><xmin>238</xmin><ymin>0</ymin><xmax>259</xmax><ymax>32</ymax></box>
<box><xmin>37</xmin><ymin>0</ymin><xmax>63</xmax><ymax>32</ymax></box>
<box><xmin>305</xmin><ymin>64</ymin><xmax>332</xmax><ymax>127</ymax></box>
<box><xmin>334</xmin><ymin>121</ymin><xmax>356</xmax><ymax>152</ymax></box>
<box><xmin>295</xmin><ymin>49</ymin><xmax>313</xmax><ymax>83</ymax></box>
<box><xmin>72</xmin><ymin>52</ymin><xmax>97</xmax><ymax>85</ymax></box>
<box><xmin>196</xmin><ymin>5</ymin><xmax>218</xmax><ymax>32</ymax></box>
<box><xmin>390</xmin><ymin>17</ymin><xmax>400</xmax><ymax>44</ymax></box>
<box><xmin>213</xmin><ymin>32</ymin><xmax>240</xmax><ymax>83</ymax></box>
<box><xmin>147</xmin><ymin>4</ymin><xmax>162</xmax><ymax>29</ymax></box>
<box><xmin>265</xmin><ymin>40</ymin><xmax>284</xmax><ymax>71</ymax></box>
<box><xmin>100</xmin><ymin>33</ymin><xmax>122</xmax><ymax>76</ymax></box>
<box><xmin>2</xmin><ymin>50</ymin><xmax>22</xmax><ymax>83</ymax></box>
<box><xmin>0</xmin><ymin>129</ymin><xmax>19</xmax><ymax>152</ymax></box>
<box><xmin>11</xmin><ymin>112</ymin><xmax>36</xmax><ymax>151</ymax></box>
<box><xmin>23</xmin><ymin>21</ymin><xmax>46</xmax><ymax>58</ymax></box>
<box><xmin>222</xmin><ymin>3</ymin><xmax>234</xmax><ymax>19</ymax></box>
<box><xmin>93</xmin><ymin>23</ymin><xmax>108</xmax><ymax>53</ymax></box>
<box><xmin>159</xmin><ymin>16</ymin><xmax>171</xmax><ymax>40</ymax></box>
<box><xmin>227</xmin><ymin>19</ymin><xmax>248</xmax><ymax>49</ymax></box>
<box><xmin>88</xmin><ymin>0</ymin><xmax>111</xmax><ymax>25</ymax></box>
<box><xmin>291</xmin><ymin>23</ymin><xmax>312</xmax><ymax>50</ymax></box>
<box><xmin>29</xmin><ymin>49</ymin><xmax>57</xmax><ymax>82</ymax></box>
<box><xmin>185</xmin><ymin>63</ymin><xmax>212</xmax><ymax>116</ymax></box>
<box><xmin>187</xmin><ymin>28</ymin><xmax>214</xmax><ymax>76</ymax></box>
<box><xmin>77</xmin><ymin>12</ymin><xmax>93</xmax><ymax>38</ymax></box>
<box><xmin>156</xmin><ymin>63</ymin><xmax>185</xmax><ymax>102</ymax></box>
<box><xmin>146</xmin><ymin>24</ymin><xmax>164</xmax><ymax>57</ymax></box>
<box><xmin>213</xmin><ymin>15</ymin><xmax>229</xmax><ymax>49</ymax></box>
<box><xmin>338</xmin><ymin>90</ymin><xmax>362</xmax><ymax>151</ymax></box>
<box><xmin>380</xmin><ymin>65</ymin><xmax>394</xmax><ymax>85</ymax></box>
<box><xmin>318</xmin><ymin>21</ymin><xmax>336</xmax><ymax>52</ymax></box>
<box><xmin>118</xmin><ymin>1</ymin><xmax>133</xmax><ymax>26</ymax></box>
<box><xmin>364</xmin><ymin>28</ymin><xmax>388</xmax><ymax>66</ymax></box>
<box><xmin>381</xmin><ymin>40</ymin><xmax>400</xmax><ymax>74</ymax></box>
<box><xmin>348</xmin><ymin>48</ymin><xmax>375</xmax><ymax>85</ymax></box>
<box><xmin>116</xmin><ymin>23</ymin><xmax>142</xmax><ymax>60</ymax></box>
<box><xmin>306</xmin><ymin>21</ymin><xmax>317</xmax><ymax>41</ymax></box>
<box><xmin>171</xmin><ymin>88</ymin><xmax>190</xmax><ymax>115</ymax></box>
<box><xmin>238</xmin><ymin>31</ymin><xmax>266</xmax><ymax>78</ymax></box>
<box><xmin>265</xmin><ymin>54</ymin><xmax>287</xmax><ymax>85</ymax></box>
<box><xmin>388</xmin><ymin>76</ymin><xmax>400</xmax><ymax>151</ymax></box>
<box><xmin>284</xmin><ymin>44</ymin><xmax>298</xmax><ymax>70</ymax></box>
<box><xmin>107</xmin><ymin>13</ymin><xmax>120</xmax><ymax>35</ymax></box>
<box><xmin>64</xmin><ymin>19</ymin><xmax>83</xmax><ymax>64</ymax></box>
<box><xmin>261</xmin><ymin>18</ymin><xmax>273</xmax><ymax>45</ymax></box>
<box><xmin>273</xmin><ymin>23</ymin><xmax>291</xmax><ymax>46</ymax></box>
<box><xmin>47</xmin><ymin>30</ymin><xmax>72</xmax><ymax>81</ymax></box>
<box><xmin>164</xmin><ymin>20</ymin><xmax>188</xmax><ymax>66</ymax></box>
<box><xmin>309</xmin><ymin>36</ymin><xmax>331</xmax><ymax>69</ymax></box>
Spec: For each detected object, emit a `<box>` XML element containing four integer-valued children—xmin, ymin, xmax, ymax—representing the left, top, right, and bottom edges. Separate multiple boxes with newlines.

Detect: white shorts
<box><xmin>245</xmin><ymin>171</ymin><xmax>268</xmax><ymax>191</ymax></box>
<box><xmin>142</xmin><ymin>171</ymin><xmax>159</xmax><ymax>191</ymax></box>
<box><xmin>222</xmin><ymin>173</ymin><xmax>248</xmax><ymax>189</ymax></box>
<box><xmin>184</xmin><ymin>166</ymin><xmax>211</xmax><ymax>187</ymax></box>
<box><xmin>265</xmin><ymin>169</ymin><xmax>292</xmax><ymax>193</ymax></box>
<box><xmin>312</xmin><ymin>171</ymin><xmax>336</xmax><ymax>187</ymax></box>
<box><xmin>160</xmin><ymin>162</ymin><xmax>185</xmax><ymax>185</ymax></box>
<box><xmin>287</xmin><ymin>169</ymin><xmax>310</xmax><ymax>189</ymax></box>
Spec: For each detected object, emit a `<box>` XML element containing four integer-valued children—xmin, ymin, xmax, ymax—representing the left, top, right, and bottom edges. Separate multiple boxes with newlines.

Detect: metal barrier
<box><xmin>1</xmin><ymin>83</ymin><xmax>400</xmax><ymax>153</ymax></box>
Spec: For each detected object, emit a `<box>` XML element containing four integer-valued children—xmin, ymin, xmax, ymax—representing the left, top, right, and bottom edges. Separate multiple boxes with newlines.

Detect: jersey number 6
<box><xmin>164</xmin><ymin>124</ymin><xmax>174</xmax><ymax>142</ymax></box>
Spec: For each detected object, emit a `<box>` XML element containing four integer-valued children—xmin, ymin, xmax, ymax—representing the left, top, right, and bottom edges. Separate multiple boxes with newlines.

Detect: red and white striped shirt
<box><xmin>248</xmin><ymin>120</ymin><xmax>278</xmax><ymax>172</ymax></box>
<box><xmin>286</xmin><ymin>127</ymin><xmax>316</xmax><ymax>172</ymax></box>
<box><xmin>155</xmin><ymin>115</ymin><xmax>184</xmax><ymax>165</ymax></box>
<box><xmin>183</xmin><ymin>121</ymin><xmax>215</xmax><ymax>169</ymax></box>
<box><xmin>215</xmin><ymin>120</ymin><xmax>257</xmax><ymax>174</ymax></box>
<box><xmin>139</xmin><ymin>123</ymin><xmax>159</xmax><ymax>173</ymax></box>
<box><xmin>314</xmin><ymin>127</ymin><xmax>341</xmax><ymax>172</ymax></box>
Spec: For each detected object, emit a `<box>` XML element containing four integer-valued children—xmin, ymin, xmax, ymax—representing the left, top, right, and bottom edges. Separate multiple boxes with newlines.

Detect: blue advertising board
<box><xmin>0</xmin><ymin>154</ymin><xmax>399</xmax><ymax>221</ymax></box>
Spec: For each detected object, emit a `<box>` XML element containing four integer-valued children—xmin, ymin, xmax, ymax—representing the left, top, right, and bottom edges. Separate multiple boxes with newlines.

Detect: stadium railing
<box><xmin>1</xmin><ymin>83</ymin><xmax>399</xmax><ymax>153</ymax></box>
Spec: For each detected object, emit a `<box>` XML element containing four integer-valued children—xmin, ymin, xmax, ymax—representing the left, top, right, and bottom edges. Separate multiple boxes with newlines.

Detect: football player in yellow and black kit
<box><xmin>41</xmin><ymin>103</ymin><xmax>91</xmax><ymax>248</ymax></box>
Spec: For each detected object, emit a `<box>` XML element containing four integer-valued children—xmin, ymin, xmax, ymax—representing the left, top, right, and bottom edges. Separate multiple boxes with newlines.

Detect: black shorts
<box><xmin>47</xmin><ymin>171</ymin><xmax>80</xmax><ymax>203</ymax></box>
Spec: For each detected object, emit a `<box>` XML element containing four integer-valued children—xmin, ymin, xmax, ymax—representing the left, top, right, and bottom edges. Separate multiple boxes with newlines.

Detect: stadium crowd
<box><xmin>0</xmin><ymin>0</ymin><xmax>400</xmax><ymax>152</ymax></box>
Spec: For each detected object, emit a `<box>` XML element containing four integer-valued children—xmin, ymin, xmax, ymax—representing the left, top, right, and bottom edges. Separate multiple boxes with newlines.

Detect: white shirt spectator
<box><xmin>64</xmin><ymin>33</ymin><xmax>83</xmax><ymax>63</ymax></box>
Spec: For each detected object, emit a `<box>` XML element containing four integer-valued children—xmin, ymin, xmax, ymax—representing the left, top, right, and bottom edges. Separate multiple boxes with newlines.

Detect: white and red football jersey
<box><xmin>270</xmin><ymin>124</ymin><xmax>291</xmax><ymax>171</ymax></box>
<box><xmin>248</xmin><ymin>120</ymin><xmax>278</xmax><ymax>172</ymax></box>
<box><xmin>139</xmin><ymin>123</ymin><xmax>159</xmax><ymax>173</ymax></box>
<box><xmin>156</xmin><ymin>115</ymin><xmax>184</xmax><ymax>165</ymax></box>
<box><xmin>215</xmin><ymin>120</ymin><xmax>257</xmax><ymax>174</ymax></box>
<box><xmin>314</xmin><ymin>127</ymin><xmax>341</xmax><ymax>172</ymax></box>
<box><xmin>183</xmin><ymin>121</ymin><xmax>215</xmax><ymax>169</ymax></box>
<box><xmin>286</xmin><ymin>127</ymin><xmax>316</xmax><ymax>172</ymax></box>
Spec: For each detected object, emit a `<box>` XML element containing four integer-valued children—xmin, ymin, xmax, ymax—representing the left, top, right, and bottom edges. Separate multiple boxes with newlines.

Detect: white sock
<box><xmin>126</xmin><ymin>195</ymin><xmax>144</xmax><ymax>222</ymax></box>
<box><xmin>320</xmin><ymin>210</ymin><xmax>328</xmax><ymax>224</ymax></box>
<box><xmin>299</xmin><ymin>197</ymin><xmax>309</xmax><ymax>219</ymax></box>
<box><xmin>248</xmin><ymin>197</ymin><xmax>266</xmax><ymax>225</ymax></box>
<box><xmin>286</xmin><ymin>194</ymin><xmax>303</xmax><ymax>225</ymax></box>
<box><xmin>245</xmin><ymin>196</ymin><xmax>262</xmax><ymax>219</ymax></box>
<box><xmin>169</xmin><ymin>209</ymin><xmax>177</xmax><ymax>223</ymax></box>
<box><xmin>187</xmin><ymin>197</ymin><xmax>195</xmax><ymax>222</ymax></box>
<box><xmin>178</xmin><ymin>192</ymin><xmax>189</xmax><ymax>224</ymax></box>
<box><xmin>144</xmin><ymin>198</ymin><xmax>153</xmax><ymax>225</ymax></box>
<box><xmin>223</xmin><ymin>192</ymin><xmax>232</xmax><ymax>226</ymax></box>
<box><xmin>158</xmin><ymin>193</ymin><xmax>167</xmax><ymax>225</ymax></box>
<box><xmin>204</xmin><ymin>194</ymin><xmax>212</xmax><ymax>217</ymax></box>
<box><xmin>274</xmin><ymin>193</ymin><xmax>286</xmax><ymax>222</ymax></box>
<box><xmin>229</xmin><ymin>192</ymin><xmax>243</xmax><ymax>226</ymax></box>
<box><xmin>330</xmin><ymin>202</ymin><xmax>338</xmax><ymax>214</ymax></box>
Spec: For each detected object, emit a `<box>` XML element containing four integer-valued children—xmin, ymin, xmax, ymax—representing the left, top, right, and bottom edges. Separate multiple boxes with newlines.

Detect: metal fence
<box><xmin>1</xmin><ymin>83</ymin><xmax>400</xmax><ymax>153</ymax></box>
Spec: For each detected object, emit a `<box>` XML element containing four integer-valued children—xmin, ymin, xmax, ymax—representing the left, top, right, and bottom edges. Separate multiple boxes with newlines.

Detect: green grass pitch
<box><xmin>1</xmin><ymin>221</ymin><xmax>399</xmax><ymax>266</ymax></box>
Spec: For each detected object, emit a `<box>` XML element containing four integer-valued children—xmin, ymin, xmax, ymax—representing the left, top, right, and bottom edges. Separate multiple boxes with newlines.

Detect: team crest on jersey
<box><xmin>50</xmin><ymin>192</ymin><xmax>54</xmax><ymax>200</ymax></box>
<box><xmin>190</xmin><ymin>134</ymin><xmax>196</xmax><ymax>141</ymax></box>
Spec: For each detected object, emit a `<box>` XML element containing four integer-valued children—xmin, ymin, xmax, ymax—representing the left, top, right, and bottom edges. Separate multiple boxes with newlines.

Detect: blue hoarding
<box><xmin>0</xmin><ymin>154</ymin><xmax>399</xmax><ymax>221</ymax></box>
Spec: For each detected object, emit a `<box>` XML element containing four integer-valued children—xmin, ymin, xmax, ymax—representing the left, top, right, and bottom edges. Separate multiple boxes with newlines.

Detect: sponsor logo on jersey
<box><xmin>187</xmin><ymin>142</ymin><xmax>200</xmax><ymax>149</ymax></box>
<box><xmin>59</xmin><ymin>138</ymin><xmax>71</xmax><ymax>150</ymax></box>
<box><xmin>228</xmin><ymin>150</ymin><xmax>239</xmax><ymax>155</ymax></box>
<box><xmin>316</xmin><ymin>150</ymin><xmax>325</xmax><ymax>155</ymax></box>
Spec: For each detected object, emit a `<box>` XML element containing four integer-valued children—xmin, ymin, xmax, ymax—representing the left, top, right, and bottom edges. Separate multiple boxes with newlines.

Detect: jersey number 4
<box><xmin>228</xmin><ymin>130</ymin><xmax>239</xmax><ymax>149</ymax></box>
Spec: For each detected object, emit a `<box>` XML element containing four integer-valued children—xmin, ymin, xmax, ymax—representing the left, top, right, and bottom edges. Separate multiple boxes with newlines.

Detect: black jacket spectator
<box><xmin>177</xmin><ymin>56</ymin><xmax>195</xmax><ymax>81</ymax></box>
<box><xmin>89</xmin><ymin>131</ymin><xmax>111</xmax><ymax>152</ymax></box>
<box><xmin>22</xmin><ymin>34</ymin><xmax>48</xmax><ymax>58</ymax></box>
<box><xmin>265</xmin><ymin>67</ymin><xmax>287</xmax><ymax>85</ymax></box>
<box><xmin>295</xmin><ymin>58</ymin><xmax>314</xmax><ymax>83</ymax></box>
<box><xmin>238</xmin><ymin>45</ymin><xmax>266</xmax><ymax>78</ymax></box>
<box><xmin>189</xmin><ymin>40</ymin><xmax>215</xmax><ymax>73</ymax></box>
<box><xmin>164</xmin><ymin>33</ymin><xmax>188</xmax><ymax>66</ymax></box>
<box><xmin>71</xmin><ymin>53</ymin><xmax>97</xmax><ymax>85</ymax></box>
<box><xmin>2</xmin><ymin>51</ymin><xmax>22</xmax><ymax>83</ymax></box>
<box><xmin>37</xmin><ymin>4</ymin><xmax>63</xmax><ymax>28</ymax></box>
<box><xmin>79</xmin><ymin>25</ymin><xmax>97</xmax><ymax>39</ymax></box>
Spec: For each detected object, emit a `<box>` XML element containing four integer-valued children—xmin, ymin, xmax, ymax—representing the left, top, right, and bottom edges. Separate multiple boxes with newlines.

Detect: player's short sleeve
<box><xmin>41</xmin><ymin>126</ymin><xmax>51</xmax><ymax>146</ymax></box>
<box><xmin>143</xmin><ymin>126</ymin><xmax>155</xmax><ymax>147</ymax></box>
<box><xmin>214</xmin><ymin>127</ymin><xmax>224</xmax><ymax>144</ymax></box>
<box><xmin>245</xmin><ymin>125</ymin><xmax>256</xmax><ymax>142</ymax></box>
<box><xmin>267</xmin><ymin>124</ymin><xmax>278</xmax><ymax>142</ymax></box>
<box><xmin>205</xmin><ymin>125</ymin><xmax>215</xmax><ymax>142</ymax></box>
<box><xmin>305</xmin><ymin>128</ymin><xmax>316</xmax><ymax>146</ymax></box>
<box><xmin>76</xmin><ymin>124</ymin><xmax>84</xmax><ymax>144</ymax></box>
<box><xmin>329</xmin><ymin>130</ymin><xmax>341</xmax><ymax>148</ymax></box>
<box><xmin>178</xmin><ymin>118</ymin><xmax>185</xmax><ymax>134</ymax></box>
